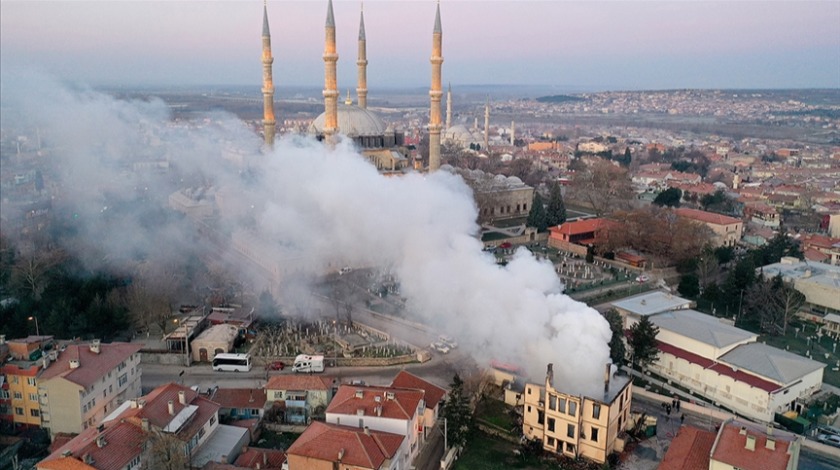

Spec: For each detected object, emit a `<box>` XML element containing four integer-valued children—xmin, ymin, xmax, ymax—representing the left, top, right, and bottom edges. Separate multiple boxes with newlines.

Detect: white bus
<box><xmin>212</xmin><ymin>353</ymin><xmax>251</xmax><ymax>372</ymax></box>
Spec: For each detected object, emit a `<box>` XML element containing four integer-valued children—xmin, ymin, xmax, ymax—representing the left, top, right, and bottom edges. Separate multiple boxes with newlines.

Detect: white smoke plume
<box><xmin>0</xmin><ymin>70</ymin><xmax>611</xmax><ymax>396</ymax></box>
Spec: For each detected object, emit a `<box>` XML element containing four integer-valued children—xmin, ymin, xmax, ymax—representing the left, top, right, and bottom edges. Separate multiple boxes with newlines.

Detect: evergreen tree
<box><xmin>677</xmin><ymin>273</ymin><xmax>700</xmax><ymax>298</ymax></box>
<box><xmin>622</xmin><ymin>147</ymin><xmax>632</xmax><ymax>166</ymax></box>
<box><xmin>628</xmin><ymin>316</ymin><xmax>660</xmax><ymax>371</ymax></box>
<box><xmin>652</xmin><ymin>188</ymin><xmax>682</xmax><ymax>207</ymax></box>
<box><xmin>545</xmin><ymin>183</ymin><xmax>567</xmax><ymax>227</ymax></box>
<box><xmin>527</xmin><ymin>192</ymin><xmax>548</xmax><ymax>232</ymax></box>
<box><xmin>602</xmin><ymin>309</ymin><xmax>627</xmax><ymax>366</ymax></box>
<box><xmin>442</xmin><ymin>374</ymin><xmax>473</xmax><ymax>449</ymax></box>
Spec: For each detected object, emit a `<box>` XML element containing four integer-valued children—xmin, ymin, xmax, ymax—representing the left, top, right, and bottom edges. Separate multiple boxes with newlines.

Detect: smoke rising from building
<box><xmin>0</xmin><ymin>70</ymin><xmax>611</xmax><ymax>395</ymax></box>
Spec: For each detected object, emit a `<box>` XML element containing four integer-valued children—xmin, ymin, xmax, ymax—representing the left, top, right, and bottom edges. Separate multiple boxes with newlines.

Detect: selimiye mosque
<box><xmin>260</xmin><ymin>0</ymin><xmax>446</xmax><ymax>173</ymax></box>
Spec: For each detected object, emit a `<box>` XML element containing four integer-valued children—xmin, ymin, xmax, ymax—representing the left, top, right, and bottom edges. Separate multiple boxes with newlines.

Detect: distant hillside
<box><xmin>535</xmin><ymin>95</ymin><xmax>586</xmax><ymax>103</ymax></box>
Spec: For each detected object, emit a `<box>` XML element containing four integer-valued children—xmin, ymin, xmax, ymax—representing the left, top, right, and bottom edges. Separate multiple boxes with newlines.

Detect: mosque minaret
<box><xmin>322</xmin><ymin>0</ymin><xmax>340</xmax><ymax>141</ymax></box>
<box><xmin>446</xmin><ymin>83</ymin><xmax>452</xmax><ymax>131</ymax></box>
<box><xmin>428</xmin><ymin>1</ymin><xmax>444</xmax><ymax>172</ymax></box>
<box><xmin>261</xmin><ymin>0</ymin><xmax>276</xmax><ymax>148</ymax></box>
<box><xmin>356</xmin><ymin>5</ymin><xmax>368</xmax><ymax>109</ymax></box>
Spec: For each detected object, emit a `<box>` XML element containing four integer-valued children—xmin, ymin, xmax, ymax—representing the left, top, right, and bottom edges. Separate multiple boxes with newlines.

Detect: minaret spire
<box><xmin>428</xmin><ymin>0</ymin><xmax>444</xmax><ymax>171</ymax></box>
<box><xmin>445</xmin><ymin>82</ymin><xmax>452</xmax><ymax>131</ymax></box>
<box><xmin>323</xmin><ymin>0</ymin><xmax>340</xmax><ymax>141</ymax></box>
<box><xmin>484</xmin><ymin>96</ymin><xmax>490</xmax><ymax>152</ymax></box>
<box><xmin>261</xmin><ymin>0</ymin><xmax>276</xmax><ymax>148</ymax></box>
<box><xmin>357</xmin><ymin>3</ymin><xmax>368</xmax><ymax>109</ymax></box>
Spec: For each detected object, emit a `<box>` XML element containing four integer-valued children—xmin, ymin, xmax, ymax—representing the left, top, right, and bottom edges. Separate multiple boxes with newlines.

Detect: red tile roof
<box><xmin>287</xmin><ymin>421</ymin><xmax>403</xmax><ymax>469</ymax></box>
<box><xmin>550</xmin><ymin>218</ymin><xmax>612</xmax><ymax>236</ymax></box>
<box><xmin>390</xmin><ymin>371</ymin><xmax>447</xmax><ymax>408</ymax></box>
<box><xmin>657</xmin><ymin>342</ymin><xmax>779</xmax><ymax>393</ymax></box>
<box><xmin>36</xmin><ymin>457</ymin><xmax>96</xmax><ymax>470</ymax></box>
<box><xmin>712</xmin><ymin>421</ymin><xmax>792</xmax><ymax>470</ymax></box>
<box><xmin>209</xmin><ymin>388</ymin><xmax>267</xmax><ymax>410</ymax></box>
<box><xmin>327</xmin><ymin>385</ymin><xmax>424</xmax><ymax>422</ymax></box>
<box><xmin>265</xmin><ymin>375</ymin><xmax>333</xmax><ymax>391</ymax></box>
<box><xmin>117</xmin><ymin>382</ymin><xmax>220</xmax><ymax>441</ymax></box>
<box><xmin>659</xmin><ymin>426</ymin><xmax>716</xmax><ymax>470</ymax></box>
<box><xmin>234</xmin><ymin>447</ymin><xmax>286</xmax><ymax>469</ymax></box>
<box><xmin>39</xmin><ymin>343</ymin><xmax>142</xmax><ymax>388</ymax></box>
<box><xmin>40</xmin><ymin>420</ymin><xmax>146</xmax><ymax>470</ymax></box>
<box><xmin>674</xmin><ymin>208</ymin><xmax>742</xmax><ymax>226</ymax></box>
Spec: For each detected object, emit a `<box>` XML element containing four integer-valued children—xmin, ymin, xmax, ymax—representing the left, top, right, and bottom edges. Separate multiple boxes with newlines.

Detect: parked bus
<box><xmin>212</xmin><ymin>353</ymin><xmax>251</xmax><ymax>372</ymax></box>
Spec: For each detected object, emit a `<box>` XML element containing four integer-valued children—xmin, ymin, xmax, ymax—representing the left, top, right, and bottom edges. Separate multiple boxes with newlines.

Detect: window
<box><xmin>250</xmin><ymin>409</ymin><xmax>260</xmax><ymax>415</ymax></box>
<box><xmin>30</xmin><ymin>408</ymin><xmax>40</xmax><ymax>417</ymax></box>
<box><xmin>537</xmin><ymin>410</ymin><xmax>545</xmax><ymax>425</ymax></box>
<box><xmin>210</xmin><ymin>415</ymin><xmax>216</xmax><ymax>426</ymax></box>
<box><xmin>527</xmin><ymin>405</ymin><xmax>531</xmax><ymax>413</ymax></box>
<box><xmin>547</xmin><ymin>437</ymin><xmax>555</xmax><ymax>448</ymax></box>
<box><xmin>0</xmin><ymin>391</ymin><xmax>8</xmax><ymax>399</ymax></box>
<box><xmin>592</xmin><ymin>404</ymin><xmax>601</xmax><ymax>420</ymax></box>
<box><xmin>567</xmin><ymin>424</ymin><xmax>575</xmax><ymax>438</ymax></box>
<box><xmin>14</xmin><ymin>407</ymin><xmax>24</xmax><ymax>416</ymax></box>
<box><xmin>591</xmin><ymin>427</ymin><xmax>599</xmax><ymax>442</ymax></box>
<box><xmin>547</xmin><ymin>418</ymin><xmax>555</xmax><ymax>432</ymax></box>
<box><xmin>118</xmin><ymin>373</ymin><xmax>128</xmax><ymax>387</ymax></box>
<box><xmin>559</xmin><ymin>398</ymin><xmax>566</xmax><ymax>414</ymax></box>
<box><xmin>568</xmin><ymin>401</ymin><xmax>577</xmax><ymax>417</ymax></box>
<box><xmin>28</xmin><ymin>393</ymin><xmax>38</xmax><ymax>402</ymax></box>
<box><xmin>566</xmin><ymin>442</ymin><xmax>575</xmax><ymax>454</ymax></box>
<box><xmin>549</xmin><ymin>395</ymin><xmax>556</xmax><ymax>411</ymax></box>
<box><xmin>27</xmin><ymin>378</ymin><xmax>36</xmax><ymax>386</ymax></box>
<box><xmin>198</xmin><ymin>427</ymin><xmax>206</xmax><ymax>439</ymax></box>
<box><xmin>527</xmin><ymin>387</ymin><xmax>531</xmax><ymax>395</ymax></box>
<box><xmin>11</xmin><ymin>376</ymin><xmax>18</xmax><ymax>384</ymax></box>
<box><xmin>13</xmin><ymin>392</ymin><xmax>22</xmax><ymax>400</ymax></box>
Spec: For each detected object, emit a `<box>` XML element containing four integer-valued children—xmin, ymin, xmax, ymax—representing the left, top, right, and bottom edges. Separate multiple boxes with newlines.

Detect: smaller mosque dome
<box><xmin>309</xmin><ymin>103</ymin><xmax>387</xmax><ymax>138</ymax></box>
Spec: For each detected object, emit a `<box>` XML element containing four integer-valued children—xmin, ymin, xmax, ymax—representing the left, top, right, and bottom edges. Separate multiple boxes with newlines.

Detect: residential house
<box><xmin>38</xmin><ymin>341</ymin><xmax>143</xmax><ymax>435</ymax></box>
<box><xmin>0</xmin><ymin>336</ymin><xmax>54</xmax><ymax>429</ymax></box>
<box><xmin>523</xmin><ymin>363</ymin><xmax>632</xmax><ymax>464</ymax></box>
<box><xmin>325</xmin><ymin>385</ymin><xmax>425</xmax><ymax>467</ymax></box>
<box><xmin>37</xmin><ymin>419</ymin><xmax>147</xmax><ymax>470</ymax></box>
<box><xmin>390</xmin><ymin>371</ymin><xmax>446</xmax><ymax>438</ymax></box>
<box><xmin>548</xmin><ymin>218</ymin><xmax>615</xmax><ymax>255</ymax></box>
<box><xmin>233</xmin><ymin>447</ymin><xmax>287</xmax><ymax>469</ymax></box>
<box><xmin>265</xmin><ymin>375</ymin><xmax>334</xmax><ymax>424</ymax></box>
<box><xmin>286</xmin><ymin>421</ymin><xmax>404</xmax><ymax>470</ymax></box>
<box><xmin>660</xmin><ymin>419</ymin><xmax>801</xmax><ymax>470</ymax></box>
<box><xmin>674</xmin><ymin>208</ymin><xmax>743</xmax><ymax>247</ymax></box>
<box><xmin>209</xmin><ymin>388</ymin><xmax>267</xmax><ymax>422</ymax></box>
<box><xmin>800</xmin><ymin>234</ymin><xmax>840</xmax><ymax>266</ymax></box>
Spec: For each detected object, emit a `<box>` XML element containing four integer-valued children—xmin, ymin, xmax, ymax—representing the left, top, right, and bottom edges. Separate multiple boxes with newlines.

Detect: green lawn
<box><xmin>252</xmin><ymin>429</ymin><xmax>300</xmax><ymax>451</ymax></box>
<box><xmin>760</xmin><ymin>322</ymin><xmax>840</xmax><ymax>388</ymax></box>
<box><xmin>476</xmin><ymin>398</ymin><xmax>517</xmax><ymax>432</ymax></box>
<box><xmin>454</xmin><ymin>431</ymin><xmax>548</xmax><ymax>470</ymax></box>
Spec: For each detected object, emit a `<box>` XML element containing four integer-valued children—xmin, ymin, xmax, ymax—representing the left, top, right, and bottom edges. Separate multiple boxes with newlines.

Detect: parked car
<box><xmin>817</xmin><ymin>434</ymin><xmax>840</xmax><ymax>447</ymax></box>
<box><xmin>635</xmin><ymin>274</ymin><xmax>650</xmax><ymax>283</ymax></box>
<box><xmin>266</xmin><ymin>360</ymin><xmax>285</xmax><ymax>371</ymax></box>
<box><xmin>439</xmin><ymin>335</ymin><xmax>458</xmax><ymax>349</ymax></box>
<box><xmin>431</xmin><ymin>342</ymin><xmax>451</xmax><ymax>354</ymax></box>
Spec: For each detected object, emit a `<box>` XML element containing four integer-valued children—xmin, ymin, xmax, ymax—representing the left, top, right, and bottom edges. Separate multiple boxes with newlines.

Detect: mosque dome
<box><xmin>309</xmin><ymin>103</ymin><xmax>387</xmax><ymax>138</ymax></box>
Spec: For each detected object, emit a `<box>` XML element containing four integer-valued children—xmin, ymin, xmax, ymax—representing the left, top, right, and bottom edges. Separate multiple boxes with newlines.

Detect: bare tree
<box><xmin>146</xmin><ymin>429</ymin><xmax>190</xmax><ymax>470</ymax></box>
<box><xmin>569</xmin><ymin>159</ymin><xmax>633</xmax><ymax>216</ymax></box>
<box><xmin>11</xmin><ymin>248</ymin><xmax>66</xmax><ymax>301</ymax></box>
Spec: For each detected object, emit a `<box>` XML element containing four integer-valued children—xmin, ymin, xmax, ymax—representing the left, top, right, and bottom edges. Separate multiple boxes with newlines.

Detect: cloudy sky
<box><xmin>2</xmin><ymin>0</ymin><xmax>838</xmax><ymax>90</ymax></box>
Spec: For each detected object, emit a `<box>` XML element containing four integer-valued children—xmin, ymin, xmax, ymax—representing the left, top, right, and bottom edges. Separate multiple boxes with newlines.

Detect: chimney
<box><xmin>90</xmin><ymin>339</ymin><xmax>101</xmax><ymax>354</ymax></box>
<box><xmin>49</xmin><ymin>350</ymin><xmax>57</xmax><ymax>361</ymax></box>
<box><xmin>766</xmin><ymin>438</ymin><xmax>776</xmax><ymax>450</ymax></box>
<box><xmin>375</xmin><ymin>405</ymin><xmax>382</xmax><ymax>417</ymax></box>
<box><xmin>386</xmin><ymin>391</ymin><xmax>395</xmax><ymax>400</ymax></box>
<box><xmin>338</xmin><ymin>448</ymin><xmax>345</xmax><ymax>462</ymax></box>
<box><xmin>641</xmin><ymin>299</ymin><xmax>647</xmax><ymax>305</ymax></box>
<box><xmin>83</xmin><ymin>453</ymin><xmax>94</xmax><ymax>465</ymax></box>
<box><xmin>96</xmin><ymin>434</ymin><xmax>106</xmax><ymax>448</ymax></box>
<box><xmin>364</xmin><ymin>426</ymin><xmax>370</xmax><ymax>435</ymax></box>
<box><xmin>355</xmin><ymin>390</ymin><xmax>364</xmax><ymax>399</ymax></box>
<box><xmin>0</xmin><ymin>334</ymin><xmax>5</xmax><ymax>345</ymax></box>
<box><xmin>356</xmin><ymin>408</ymin><xmax>365</xmax><ymax>416</ymax></box>
<box><xmin>130</xmin><ymin>399</ymin><xmax>138</xmax><ymax>409</ymax></box>
<box><xmin>141</xmin><ymin>418</ymin><xmax>150</xmax><ymax>431</ymax></box>
<box><xmin>739</xmin><ymin>426</ymin><xmax>747</xmax><ymax>435</ymax></box>
<box><xmin>766</xmin><ymin>426</ymin><xmax>774</xmax><ymax>436</ymax></box>
<box><xmin>249</xmin><ymin>390</ymin><xmax>254</xmax><ymax>403</ymax></box>
<box><xmin>69</xmin><ymin>359</ymin><xmax>80</xmax><ymax>369</ymax></box>
<box><xmin>138</xmin><ymin>399</ymin><xmax>145</xmax><ymax>409</ymax></box>
<box><xmin>168</xmin><ymin>400</ymin><xmax>175</xmax><ymax>416</ymax></box>
<box><xmin>221</xmin><ymin>455</ymin><xmax>228</xmax><ymax>464</ymax></box>
<box><xmin>178</xmin><ymin>390</ymin><xmax>186</xmax><ymax>405</ymax></box>
<box><xmin>745</xmin><ymin>435</ymin><xmax>756</xmax><ymax>451</ymax></box>
<box><xmin>604</xmin><ymin>363</ymin><xmax>612</xmax><ymax>394</ymax></box>
<box><xmin>61</xmin><ymin>450</ymin><xmax>72</xmax><ymax>457</ymax></box>
<box><xmin>546</xmin><ymin>363</ymin><xmax>554</xmax><ymax>388</ymax></box>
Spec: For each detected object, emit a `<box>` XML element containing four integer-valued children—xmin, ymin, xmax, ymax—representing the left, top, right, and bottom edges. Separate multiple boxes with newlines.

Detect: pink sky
<box><xmin>1</xmin><ymin>1</ymin><xmax>838</xmax><ymax>89</ymax></box>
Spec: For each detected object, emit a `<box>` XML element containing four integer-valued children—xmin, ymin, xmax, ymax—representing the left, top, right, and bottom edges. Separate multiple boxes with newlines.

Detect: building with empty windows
<box><xmin>522</xmin><ymin>364</ymin><xmax>632</xmax><ymax>464</ymax></box>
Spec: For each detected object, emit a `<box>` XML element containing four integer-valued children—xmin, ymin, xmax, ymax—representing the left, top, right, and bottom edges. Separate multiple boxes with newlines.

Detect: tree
<box><xmin>621</xmin><ymin>147</ymin><xmax>632</xmax><ymax>166</ymax></box>
<box><xmin>652</xmin><ymin>188</ymin><xmax>682</xmax><ymax>208</ymax></box>
<box><xmin>744</xmin><ymin>274</ymin><xmax>804</xmax><ymax>335</ymax></box>
<box><xmin>602</xmin><ymin>309</ymin><xmax>626</xmax><ymax>367</ymax></box>
<box><xmin>527</xmin><ymin>192</ymin><xmax>548</xmax><ymax>232</ymax></box>
<box><xmin>678</xmin><ymin>274</ymin><xmax>700</xmax><ymax>298</ymax></box>
<box><xmin>442</xmin><ymin>374</ymin><xmax>473</xmax><ymax>450</ymax></box>
<box><xmin>545</xmin><ymin>183</ymin><xmax>567</xmax><ymax>227</ymax></box>
<box><xmin>147</xmin><ymin>429</ymin><xmax>190</xmax><ymax>470</ymax></box>
<box><xmin>628</xmin><ymin>316</ymin><xmax>660</xmax><ymax>371</ymax></box>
